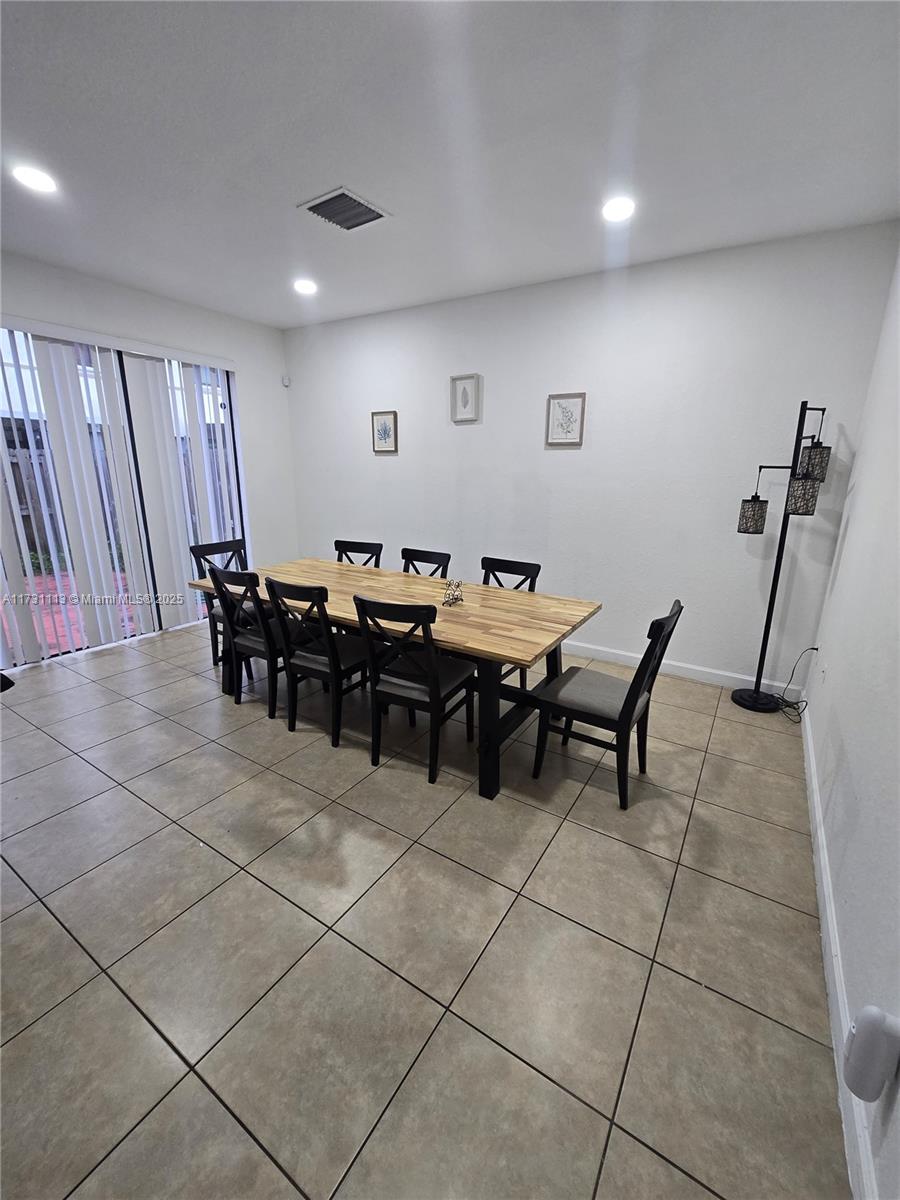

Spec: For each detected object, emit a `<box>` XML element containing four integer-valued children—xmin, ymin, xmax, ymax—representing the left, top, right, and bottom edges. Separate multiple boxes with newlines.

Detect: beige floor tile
<box><xmin>337</xmin><ymin>1014</ymin><xmax>606</xmax><ymax>1200</ymax></box>
<box><xmin>698</xmin><ymin>753</ymin><xmax>810</xmax><ymax>832</ymax></box>
<box><xmin>658</xmin><ymin>867</ymin><xmax>830</xmax><ymax>1042</ymax></box>
<box><xmin>272</xmin><ymin>733</ymin><xmax>379</xmax><ymax>799</ymax></box>
<box><xmin>498</xmin><ymin>741</ymin><xmax>593</xmax><ymax>816</ymax></box>
<box><xmin>249</xmin><ymin>804</ymin><xmax>409</xmax><ymax>923</ymax></box>
<box><xmin>597</xmin><ymin>1128</ymin><xmax>715</xmax><ymax>1200</ymax></box>
<box><xmin>101</xmin><ymin>660</ymin><xmax>192</xmax><ymax>698</ymax></box>
<box><xmin>133</xmin><ymin>675</ymin><xmax>223</xmax><ymax>716</ymax></box>
<box><xmin>111</xmin><ymin>873</ymin><xmax>323</xmax><ymax>1062</ymax></box>
<box><xmin>0</xmin><ymin>662</ymin><xmax>89</xmax><ymax>706</ymax></box>
<box><xmin>524</xmin><ymin>822</ymin><xmax>674</xmax><ymax>956</ymax></box>
<box><xmin>200</xmin><ymin>934</ymin><xmax>440</xmax><ymax>1200</ymax></box>
<box><xmin>2</xmin><ymin>787</ymin><xmax>169</xmax><ymax>896</ymax></box>
<box><xmin>71</xmin><ymin>1074</ymin><xmax>298</xmax><ymax>1200</ymax></box>
<box><xmin>0</xmin><ymin>728</ymin><xmax>70</xmax><ymax>782</ymax></box>
<box><xmin>716</xmin><ymin>688</ymin><xmax>803</xmax><ymax>737</ymax></box>
<box><xmin>569</xmin><ymin>772</ymin><xmax>692</xmax><ymax>860</ymax></box>
<box><xmin>1</xmin><ymin>904</ymin><xmax>98</xmax><ymax>1040</ymax></box>
<box><xmin>585</xmin><ymin>659</ymin><xmax>635</xmax><ymax>681</ymax></box>
<box><xmin>81</xmin><ymin>719</ymin><xmax>206</xmax><ymax>783</ymax></box>
<box><xmin>642</xmin><ymin>701</ymin><xmax>713</xmax><ymax>750</ymax></box>
<box><xmin>217</xmin><ymin>714</ymin><xmax>323</xmax><ymax>767</ymax></box>
<box><xmin>46</xmin><ymin>825</ymin><xmax>236</xmax><ymax>966</ymax></box>
<box><xmin>515</xmin><ymin>716</ymin><xmax>608</xmax><ymax>766</ymax></box>
<box><xmin>0</xmin><ymin>976</ymin><xmax>184</xmax><ymax>1200</ymax></box>
<box><xmin>181</xmin><ymin>771</ymin><xmax>329</xmax><ymax>865</ymax></box>
<box><xmin>10</xmin><ymin>681</ymin><xmax>120</xmax><ymax>728</ymax></box>
<box><xmin>0</xmin><ymin>710</ymin><xmax>34</xmax><ymax>741</ymax></box>
<box><xmin>597</xmin><ymin>736</ymin><xmax>704</xmax><ymax>799</ymax></box>
<box><xmin>339</xmin><ymin>755</ymin><xmax>467</xmax><ymax>838</ymax></box>
<box><xmin>66</xmin><ymin>645</ymin><xmax>158</xmax><ymax>681</ymax></box>
<box><xmin>1</xmin><ymin>860</ymin><xmax>36</xmax><ymax>920</ymax></box>
<box><xmin>0</xmin><ymin>757</ymin><xmax>115</xmax><ymax>838</ymax></box>
<box><xmin>681</xmin><ymin>801</ymin><xmax>817</xmax><ymax>914</ymax></box>
<box><xmin>708</xmin><ymin>716</ymin><xmax>805</xmax><ymax>778</ymax></box>
<box><xmin>617</xmin><ymin>967</ymin><xmax>849</xmax><ymax>1200</ymax></box>
<box><xmin>125</xmin><ymin>742</ymin><xmax>262</xmax><ymax>818</ymax></box>
<box><xmin>134</xmin><ymin>630</ymin><xmax>211</xmax><ymax>662</ymax></box>
<box><xmin>405</xmin><ymin>719</ymin><xmax>482</xmax><ymax>781</ymax></box>
<box><xmin>45</xmin><ymin>699</ymin><xmax>163</xmax><ymax>752</ymax></box>
<box><xmin>421</xmin><ymin>789</ymin><xmax>561</xmax><ymax>889</ymax></box>
<box><xmin>453</xmin><ymin>897</ymin><xmax>648</xmax><ymax>1112</ymax></box>
<box><xmin>171</xmin><ymin>693</ymin><xmax>268</xmax><ymax>738</ymax></box>
<box><xmin>650</xmin><ymin>674</ymin><xmax>721</xmax><ymax>715</ymax></box>
<box><xmin>337</xmin><ymin>844</ymin><xmax>513</xmax><ymax>1003</ymax></box>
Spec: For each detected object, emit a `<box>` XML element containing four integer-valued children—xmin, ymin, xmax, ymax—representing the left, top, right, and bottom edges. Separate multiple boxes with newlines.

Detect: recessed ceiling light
<box><xmin>601</xmin><ymin>196</ymin><xmax>636</xmax><ymax>223</ymax></box>
<box><xmin>293</xmin><ymin>278</ymin><xmax>318</xmax><ymax>296</ymax></box>
<box><xmin>12</xmin><ymin>164</ymin><xmax>57</xmax><ymax>194</ymax></box>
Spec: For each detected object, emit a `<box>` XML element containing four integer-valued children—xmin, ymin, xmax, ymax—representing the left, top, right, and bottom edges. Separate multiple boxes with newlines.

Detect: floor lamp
<box><xmin>732</xmin><ymin>399</ymin><xmax>831</xmax><ymax>712</ymax></box>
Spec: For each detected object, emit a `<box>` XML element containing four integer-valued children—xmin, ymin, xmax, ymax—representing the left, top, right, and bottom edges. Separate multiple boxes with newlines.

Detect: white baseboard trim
<box><xmin>563</xmin><ymin>638</ymin><xmax>803</xmax><ymax>699</ymax></box>
<box><xmin>802</xmin><ymin>719</ymin><xmax>878</xmax><ymax>1200</ymax></box>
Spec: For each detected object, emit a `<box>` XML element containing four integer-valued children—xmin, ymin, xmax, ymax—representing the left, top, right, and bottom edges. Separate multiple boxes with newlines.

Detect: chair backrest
<box><xmin>353</xmin><ymin>594</ymin><xmax>439</xmax><ymax>703</ymax></box>
<box><xmin>481</xmin><ymin>555</ymin><xmax>541</xmax><ymax>592</ymax></box>
<box><xmin>190</xmin><ymin>539</ymin><xmax>248</xmax><ymax>614</ymax></box>
<box><xmin>622</xmin><ymin>601</ymin><xmax>684</xmax><ymax>722</ymax></box>
<box><xmin>401</xmin><ymin>547</ymin><xmax>451</xmax><ymax>579</ymax></box>
<box><xmin>265</xmin><ymin>577</ymin><xmax>339</xmax><ymax>676</ymax></box>
<box><xmin>207</xmin><ymin>565</ymin><xmax>272</xmax><ymax>652</ymax></box>
<box><xmin>335</xmin><ymin>540</ymin><xmax>383</xmax><ymax>568</ymax></box>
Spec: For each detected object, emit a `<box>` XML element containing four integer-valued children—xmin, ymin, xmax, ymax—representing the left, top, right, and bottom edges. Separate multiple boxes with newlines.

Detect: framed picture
<box><xmin>371</xmin><ymin>410</ymin><xmax>398</xmax><ymax>453</ymax></box>
<box><xmin>450</xmin><ymin>373</ymin><xmax>481</xmax><ymax>423</ymax></box>
<box><xmin>546</xmin><ymin>392</ymin><xmax>586</xmax><ymax>447</ymax></box>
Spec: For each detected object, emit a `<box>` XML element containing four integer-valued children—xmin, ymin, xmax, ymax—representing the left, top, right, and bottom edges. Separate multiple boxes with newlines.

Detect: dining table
<box><xmin>188</xmin><ymin>557</ymin><xmax>601</xmax><ymax>799</ymax></box>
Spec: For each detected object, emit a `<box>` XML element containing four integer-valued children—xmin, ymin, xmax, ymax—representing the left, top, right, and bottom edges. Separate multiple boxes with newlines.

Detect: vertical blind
<box><xmin>1</xmin><ymin>328</ymin><xmax>244</xmax><ymax>667</ymax></box>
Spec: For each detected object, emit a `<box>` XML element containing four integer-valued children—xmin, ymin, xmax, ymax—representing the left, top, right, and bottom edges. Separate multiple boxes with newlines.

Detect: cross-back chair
<box><xmin>401</xmin><ymin>547</ymin><xmax>451</xmax><ymax>579</ymax></box>
<box><xmin>335</xmin><ymin>540</ymin><xmax>383</xmax><ymax>568</ymax></box>
<box><xmin>265</xmin><ymin>578</ymin><xmax>367</xmax><ymax>744</ymax></box>
<box><xmin>354</xmin><ymin>595</ymin><xmax>475</xmax><ymax>783</ymax></box>
<box><xmin>531</xmin><ymin>600</ymin><xmax>684</xmax><ymax>808</ymax></box>
<box><xmin>481</xmin><ymin>555</ymin><xmax>543</xmax><ymax>688</ymax></box>
<box><xmin>190</xmin><ymin>538</ymin><xmax>251</xmax><ymax>669</ymax></box>
<box><xmin>208</xmin><ymin>565</ymin><xmax>282</xmax><ymax>715</ymax></box>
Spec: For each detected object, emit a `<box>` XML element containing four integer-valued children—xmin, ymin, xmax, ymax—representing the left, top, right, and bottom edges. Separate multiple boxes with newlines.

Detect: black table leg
<box><xmin>546</xmin><ymin>645</ymin><xmax>562</xmax><ymax>682</ymax></box>
<box><xmin>477</xmin><ymin>658</ymin><xmax>502</xmax><ymax>799</ymax></box>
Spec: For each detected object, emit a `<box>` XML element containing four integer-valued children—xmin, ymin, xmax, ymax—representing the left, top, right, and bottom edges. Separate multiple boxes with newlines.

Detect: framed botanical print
<box><xmin>371</xmin><ymin>410</ymin><xmax>398</xmax><ymax>453</ymax></box>
<box><xmin>450</xmin><ymin>374</ymin><xmax>481</xmax><ymax>423</ymax></box>
<box><xmin>546</xmin><ymin>392</ymin><xmax>586</xmax><ymax>447</ymax></box>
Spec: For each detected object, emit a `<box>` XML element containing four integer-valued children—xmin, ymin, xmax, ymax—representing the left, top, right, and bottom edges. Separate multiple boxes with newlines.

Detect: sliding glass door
<box><xmin>1</xmin><ymin>328</ymin><xmax>244</xmax><ymax>668</ymax></box>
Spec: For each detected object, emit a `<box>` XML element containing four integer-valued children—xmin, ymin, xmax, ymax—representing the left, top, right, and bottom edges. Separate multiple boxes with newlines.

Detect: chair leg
<box><xmin>266</xmin><ymin>664</ymin><xmax>278</xmax><ymax>719</ymax></box>
<box><xmin>371</xmin><ymin>701</ymin><xmax>382</xmax><ymax>767</ymax></box>
<box><xmin>232</xmin><ymin>652</ymin><xmax>243</xmax><ymax>705</ymax></box>
<box><xmin>428</xmin><ymin>714</ymin><xmax>441</xmax><ymax>784</ymax></box>
<box><xmin>637</xmin><ymin>710</ymin><xmax>649</xmax><ymax>774</ymax></box>
<box><xmin>532</xmin><ymin>710</ymin><xmax>550</xmax><ymax>779</ymax></box>
<box><xmin>221</xmin><ymin>653</ymin><xmax>233</xmax><ymax>695</ymax></box>
<box><xmin>561</xmin><ymin>717</ymin><xmax>573</xmax><ymax>746</ymax></box>
<box><xmin>616</xmin><ymin>738</ymin><xmax>630</xmax><ymax>810</ymax></box>
<box><xmin>465</xmin><ymin>687</ymin><xmax>475</xmax><ymax>743</ymax></box>
<box><xmin>331</xmin><ymin>683</ymin><xmax>343</xmax><ymax>748</ymax></box>
<box><xmin>287</xmin><ymin>674</ymin><xmax>298</xmax><ymax>732</ymax></box>
<box><xmin>208</xmin><ymin>616</ymin><xmax>219</xmax><ymax>666</ymax></box>
<box><xmin>408</xmin><ymin>707</ymin><xmax>417</xmax><ymax>728</ymax></box>
<box><xmin>245</xmin><ymin>658</ymin><xmax>255</xmax><ymax>682</ymax></box>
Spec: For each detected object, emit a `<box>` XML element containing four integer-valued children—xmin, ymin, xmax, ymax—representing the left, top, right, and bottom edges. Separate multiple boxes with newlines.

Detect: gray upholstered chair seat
<box><xmin>537</xmin><ymin>666</ymin><xmax>648</xmax><ymax>725</ymax></box>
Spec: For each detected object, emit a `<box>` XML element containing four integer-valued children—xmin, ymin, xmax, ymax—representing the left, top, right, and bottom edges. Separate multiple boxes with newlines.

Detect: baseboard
<box><xmin>802</xmin><ymin>719</ymin><xmax>878</xmax><ymax>1200</ymax></box>
<box><xmin>563</xmin><ymin>638</ymin><xmax>803</xmax><ymax>700</ymax></box>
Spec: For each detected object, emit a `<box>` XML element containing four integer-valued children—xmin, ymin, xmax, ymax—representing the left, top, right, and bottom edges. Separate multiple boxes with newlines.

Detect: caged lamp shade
<box><xmin>738</xmin><ymin>494</ymin><xmax>768</xmax><ymax>534</ymax></box>
<box><xmin>786</xmin><ymin>476</ymin><xmax>820</xmax><ymax>516</ymax></box>
<box><xmin>798</xmin><ymin>440</ymin><xmax>831</xmax><ymax>483</ymax></box>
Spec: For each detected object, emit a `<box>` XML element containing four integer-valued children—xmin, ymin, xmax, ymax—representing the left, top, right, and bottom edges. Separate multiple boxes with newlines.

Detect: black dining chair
<box><xmin>401</xmin><ymin>547</ymin><xmax>451</xmax><ymax>579</ymax></box>
<box><xmin>531</xmin><ymin>601</ymin><xmax>684</xmax><ymax>809</ymax></box>
<box><xmin>335</xmin><ymin>540</ymin><xmax>383</xmax><ymax>567</ymax></box>
<box><xmin>189</xmin><ymin>538</ymin><xmax>251</xmax><ymax>669</ymax></box>
<box><xmin>266</xmin><ymin>578</ymin><xmax>368</xmax><ymax>744</ymax></box>
<box><xmin>208</xmin><ymin>565</ymin><xmax>282</xmax><ymax>715</ymax></box>
<box><xmin>354</xmin><ymin>595</ymin><xmax>476</xmax><ymax>783</ymax></box>
<box><xmin>481</xmin><ymin>555</ymin><xmax>542</xmax><ymax>689</ymax></box>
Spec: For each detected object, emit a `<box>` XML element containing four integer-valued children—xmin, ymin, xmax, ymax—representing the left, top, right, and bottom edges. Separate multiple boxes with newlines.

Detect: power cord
<box><xmin>775</xmin><ymin>646</ymin><xmax>817</xmax><ymax>723</ymax></box>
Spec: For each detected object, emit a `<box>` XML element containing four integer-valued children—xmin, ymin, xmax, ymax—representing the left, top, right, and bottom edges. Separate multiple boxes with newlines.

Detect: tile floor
<box><xmin>0</xmin><ymin>625</ymin><xmax>849</xmax><ymax>1199</ymax></box>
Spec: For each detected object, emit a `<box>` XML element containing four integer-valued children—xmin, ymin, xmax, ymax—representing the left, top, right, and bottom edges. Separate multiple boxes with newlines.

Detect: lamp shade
<box><xmin>738</xmin><ymin>494</ymin><xmax>768</xmax><ymax>534</ymax></box>
<box><xmin>798</xmin><ymin>440</ymin><xmax>831</xmax><ymax>483</ymax></box>
<box><xmin>787</xmin><ymin>476</ymin><xmax>820</xmax><ymax>516</ymax></box>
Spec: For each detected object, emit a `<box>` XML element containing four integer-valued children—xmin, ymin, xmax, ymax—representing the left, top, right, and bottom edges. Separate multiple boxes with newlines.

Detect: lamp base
<box><xmin>731</xmin><ymin>687</ymin><xmax>781</xmax><ymax>713</ymax></box>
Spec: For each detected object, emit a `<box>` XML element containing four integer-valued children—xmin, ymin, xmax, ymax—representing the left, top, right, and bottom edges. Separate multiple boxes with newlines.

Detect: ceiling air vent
<box><xmin>303</xmin><ymin>188</ymin><xmax>385</xmax><ymax>230</ymax></box>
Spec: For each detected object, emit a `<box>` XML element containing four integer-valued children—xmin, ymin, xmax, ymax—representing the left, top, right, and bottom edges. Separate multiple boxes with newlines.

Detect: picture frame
<box><xmin>371</xmin><ymin>410</ymin><xmax>398</xmax><ymax>453</ymax></box>
<box><xmin>450</xmin><ymin>373</ymin><xmax>481</xmax><ymax>423</ymax></box>
<box><xmin>546</xmin><ymin>392</ymin><xmax>586</xmax><ymax>447</ymax></box>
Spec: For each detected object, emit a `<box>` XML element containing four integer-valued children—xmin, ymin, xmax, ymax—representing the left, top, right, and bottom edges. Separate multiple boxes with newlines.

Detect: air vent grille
<box><xmin>305</xmin><ymin>190</ymin><xmax>384</xmax><ymax>230</ymax></box>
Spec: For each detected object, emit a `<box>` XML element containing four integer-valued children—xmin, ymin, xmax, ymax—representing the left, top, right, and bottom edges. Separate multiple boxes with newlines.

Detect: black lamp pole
<box><xmin>732</xmin><ymin>400</ymin><xmax>827</xmax><ymax>713</ymax></box>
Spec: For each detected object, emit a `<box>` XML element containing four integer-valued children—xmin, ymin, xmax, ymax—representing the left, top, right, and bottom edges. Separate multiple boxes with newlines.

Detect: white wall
<box><xmin>1</xmin><ymin>252</ymin><xmax>294</xmax><ymax>566</ymax></box>
<box><xmin>805</xmin><ymin>251</ymin><xmax>899</xmax><ymax>1200</ymax></box>
<box><xmin>284</xmin><ymin>222</ymin><xmax>898</xmax><ymax>687</ymax></box>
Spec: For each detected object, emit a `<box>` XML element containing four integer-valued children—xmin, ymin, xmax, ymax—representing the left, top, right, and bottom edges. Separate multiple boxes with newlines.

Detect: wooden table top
<box><xmin>189</xmin><ymin>557</ymin><xmax>601</xmax><ymax>668</ymax></box>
